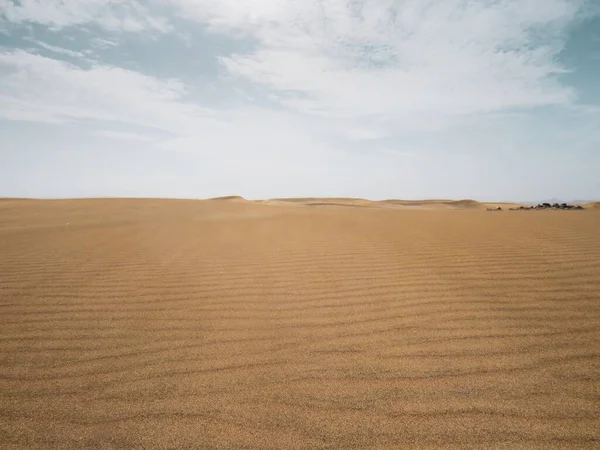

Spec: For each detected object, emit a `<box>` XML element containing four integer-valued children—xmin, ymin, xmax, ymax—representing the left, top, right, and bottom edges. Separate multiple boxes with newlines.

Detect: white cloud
<box><xmin>91</xmin><ymin>37</ymin><xmax>119</xmax><ymax>49</ymax></box>
<box><xmin>0</xmin><ymin>49</ymin><xmax>336</xmax><ymax>175</ymax></box>
<box><xmin>94</xmin><ymin>130</ymin><xmax>159</xmax><ymax>142</ymax></box>
<box><xmin>0</xmin><ymin>50</ymin><xmax>211</xmax><ymax>132</ymax></box>
<box><xmin>0</xmin><ymin>0</ymin><xmax>171</xmax><ymax>33</ymax></box>
<box><xmin>1</xmin><ymin>1</ymin><xmax>593</xmax><ymax>159</ymax></box>
<box><xmin>169</xmin><ymin>0</ymin><xmax>583</xmax><ymax>126</ymax></box>
<box><xmin>1</xmin><ymin>1</ymin><xmax>588</xmax><ymax>134</ymax></box>
<box><xmin>26</xmin><ymin>40</ymin><xmax>86</xmax><ymax>58</ymax></box>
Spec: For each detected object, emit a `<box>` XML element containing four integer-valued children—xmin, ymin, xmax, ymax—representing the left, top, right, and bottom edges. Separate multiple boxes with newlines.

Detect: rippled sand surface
<box><xmin>1</xmin><ymin>198</ymin><xmax>599</xmax><ymax>449</ymax></box>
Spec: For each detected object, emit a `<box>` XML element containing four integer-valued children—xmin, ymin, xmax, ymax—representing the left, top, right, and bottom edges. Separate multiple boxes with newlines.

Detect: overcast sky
<box><xmin>1</xmin><ymin>0</ymin><xmax>599</xmax><ymax>201</ymax></box>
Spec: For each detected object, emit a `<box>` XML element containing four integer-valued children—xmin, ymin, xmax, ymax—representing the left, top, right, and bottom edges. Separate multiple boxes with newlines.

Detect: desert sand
<box><xmin>1</xmin><ymin>197</ymin><xmax>599</xmax><ymax>449</ymax></box>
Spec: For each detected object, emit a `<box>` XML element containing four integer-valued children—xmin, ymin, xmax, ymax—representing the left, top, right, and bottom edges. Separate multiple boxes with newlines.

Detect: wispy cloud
<box><xmin>170</xmin><ymin>0</ymin><xmax>582</xmax><ymax>127</ymax></box>
<box><xmin>1</xmin><ymin>0</ymin><xmax>589</xmax><ymax>132</ymax></box>
<box><xmin>0</xmin><ymin>0</ymin><xmax>171</xmax><ymax>33</ymax></box>
<box><xmin>25</xmin><ymin>39</ymin><xmax>86</xmax><ymax>58</ymax></box>
<box><xmin>91</xmin><ymin>37</ymin><xmax>119</xmax><ymax>49</ymax></box>
<box><xmin>0</xmin><ymin>48</ymin><xmax>335</xmax><ymax>174</ymax></box>
<box><xmin>94</xmin><ymin>130</ymin><xmax>159</xmax><ymax>142</ymax></box>
<box><xmin>0</xmin><ymin>50</ymin><xmax>210</xmax><ymax>131</ymax></box>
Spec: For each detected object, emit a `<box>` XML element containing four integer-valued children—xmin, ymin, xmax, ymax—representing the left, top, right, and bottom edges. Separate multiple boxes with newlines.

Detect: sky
<box><xmin>0</xmin><ymin>0</ymin><xmax>599</xmax><ymax>201</ymax></box>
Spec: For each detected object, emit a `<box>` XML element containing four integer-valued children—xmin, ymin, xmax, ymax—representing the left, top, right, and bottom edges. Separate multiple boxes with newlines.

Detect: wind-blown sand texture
<box><xmin>1</xmin><ymin>198</ymin><xmax>599</xmax><ymax>449</ymax></box>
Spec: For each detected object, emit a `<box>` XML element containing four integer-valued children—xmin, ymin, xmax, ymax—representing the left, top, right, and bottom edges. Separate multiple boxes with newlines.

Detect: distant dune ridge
<box><xmin>588</xmin><ymin>201</ymin><xmax>600</xmax><ymax>209</ymax></box>
<box><xmin>268</xmin><ymin>197</ymin><xmax>489</xmax><ymax>209</ymax></box>
<box><xmin>265</xmin><ymin>197</ymin><xmax>595</xmax><ymax>209</ymax></box>
<box><xmin>209</xmin><ymin>195</ymin><xmax>248</xmax><ymax>201</ymax></box>
<box><xmin>0</xmin><ymin>196</ymin><xmax>596</xmax><ymax>209</ymax></box>
<box><xmin>1</xmin><ymin>197</ymin><xmax>599</xmax><ymax>449</ymax></box>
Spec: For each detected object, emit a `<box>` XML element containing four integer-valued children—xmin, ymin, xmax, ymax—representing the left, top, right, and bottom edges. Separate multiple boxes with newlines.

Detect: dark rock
<box><xmin>528</xmin><ymin>202</ymin><xmax>582</xmax><ymax>210</ymax></box>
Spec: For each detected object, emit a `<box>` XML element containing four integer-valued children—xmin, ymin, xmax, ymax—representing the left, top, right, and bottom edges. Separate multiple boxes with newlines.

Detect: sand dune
<box><xmin>379</xmin><ymin>199</ymin><xmax>487</xmax><ymax>209</ymax></box>
<box><xmin>270</xmin><ymin>197</ymin><xmax>521</xmax><ymax>210</ymax></box>
<box><xmin>268</xmin><ymin>198</ymin><xmax>480</xmax><ymax>209</ymax></box>
<box><xmin>1</xmin><ymin>198</ymin><xmax>599</xmax><ymax>449</ymax></box>
<box><xmin>209</xmin><ymin>195</ymin><xmax>248</xmax><ymax>201</ymax></box>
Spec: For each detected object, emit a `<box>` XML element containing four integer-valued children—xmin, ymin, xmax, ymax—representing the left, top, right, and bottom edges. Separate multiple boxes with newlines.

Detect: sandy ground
<box><xmin>1</xmin><ymin>198</ymin><xmax>599</xmax><ymax>449</ymax></box>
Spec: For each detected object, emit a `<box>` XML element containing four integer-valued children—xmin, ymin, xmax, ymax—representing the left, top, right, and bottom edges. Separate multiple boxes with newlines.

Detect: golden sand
<box><xmin>1</xmin><ymin>198</ymin><xmax>599</xmax><ymax>449</ymax></box>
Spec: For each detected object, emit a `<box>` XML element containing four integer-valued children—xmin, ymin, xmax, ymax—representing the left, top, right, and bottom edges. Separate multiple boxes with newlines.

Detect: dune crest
<box><xmin>208</xmin><ymin>195</ymin><xmax>247</xmax><ymax>201</ymax></box>
<box><xmin>379</xmin><ymin>198</ymin><xmax>488</xmax><ymax>209</ymax></box>
<box><xmin>268</xmin><ymin>197</ymin><xmax>488</xmax><ymax>209</ymax></box>
<box><xmin>586</xmin><ymin>201</ymin><xmax>600</xmax><ymax>209</ymax></box>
